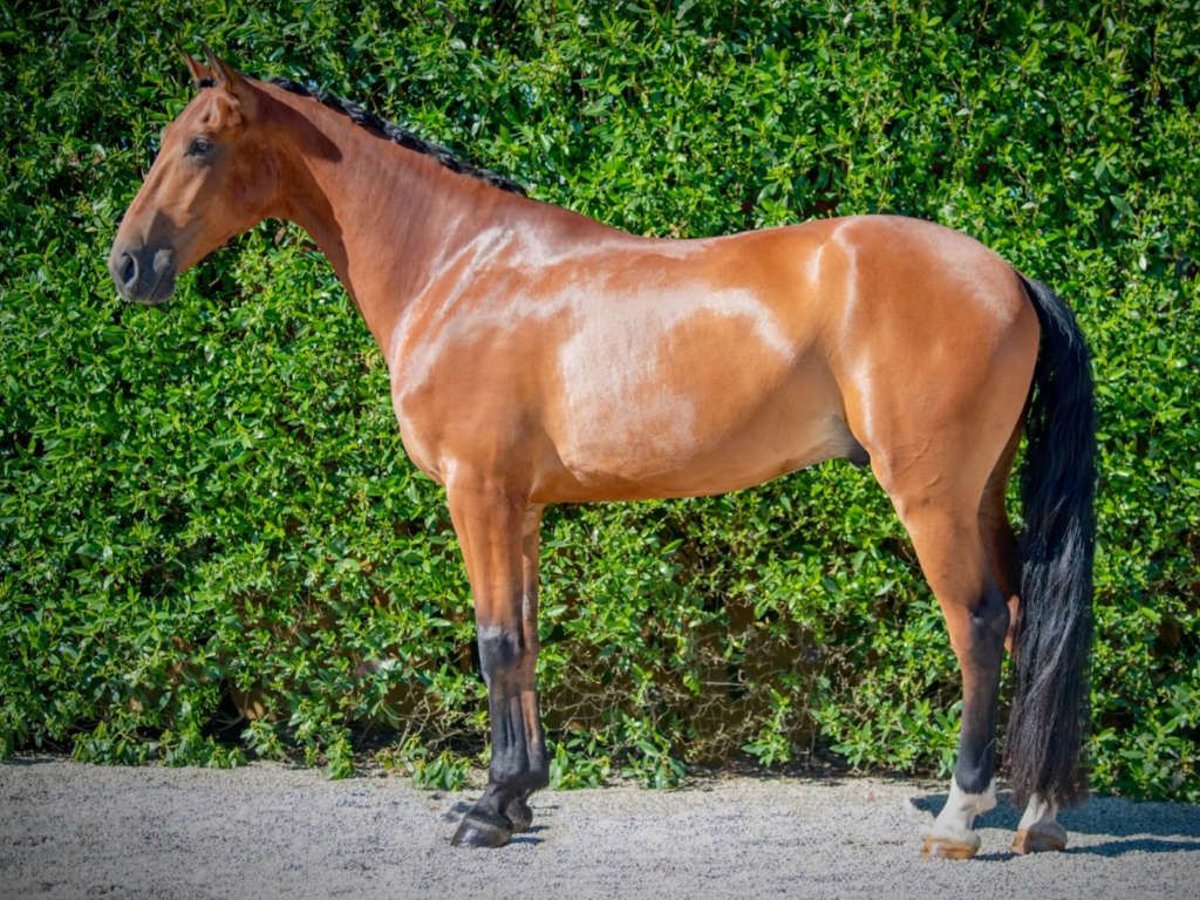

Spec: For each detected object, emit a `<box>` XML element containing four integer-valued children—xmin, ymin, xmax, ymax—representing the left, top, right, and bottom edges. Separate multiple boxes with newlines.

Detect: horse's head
<box><xmin>109</xmin><ymin>51</ymin><xmax>277</xmax><ymax>304</ymax></box>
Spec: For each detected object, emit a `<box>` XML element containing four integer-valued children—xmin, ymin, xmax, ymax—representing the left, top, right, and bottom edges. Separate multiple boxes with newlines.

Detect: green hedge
<box><xmin>1</xmin><ymin>1</ymin><xmax>1197</xmax><ymax>799</ymax></box>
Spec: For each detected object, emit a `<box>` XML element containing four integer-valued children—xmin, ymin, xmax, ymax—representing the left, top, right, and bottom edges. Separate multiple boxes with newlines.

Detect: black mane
<box><xmin>260</xmin><ymin>77</ymin><xmax>527</xmax><ymax>196</ymax></box>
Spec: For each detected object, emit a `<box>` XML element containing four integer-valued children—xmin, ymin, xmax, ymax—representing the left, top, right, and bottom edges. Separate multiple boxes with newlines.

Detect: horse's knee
<box><xmin>477</xmin><ymin>625</ymin><xmax>528</xmax><ymax>684</ymax></box>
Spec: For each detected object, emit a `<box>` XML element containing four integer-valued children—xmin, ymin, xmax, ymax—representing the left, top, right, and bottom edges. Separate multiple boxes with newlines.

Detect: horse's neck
<box><xmin>269</xmin><ymin>91</ymin><xmax>525</xmax><ymax>350</ymax></box>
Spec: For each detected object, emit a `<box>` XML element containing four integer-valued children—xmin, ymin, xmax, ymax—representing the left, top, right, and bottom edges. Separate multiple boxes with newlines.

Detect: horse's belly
<box><xmin>535</xmin><ymin>357</ymin><xmax>852</xmax><ymax>502</ymax></box>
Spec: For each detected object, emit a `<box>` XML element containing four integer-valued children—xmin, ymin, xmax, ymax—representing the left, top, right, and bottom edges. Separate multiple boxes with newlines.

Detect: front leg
<box><xmin>500</xmin><ymin>503</ymin><xmax>546</xmax><ymax>835</ymax></box>
<box><xmin>446</xmin><ymin>480</ymin><xmax>548</xmax><ymax>848</ymax></box>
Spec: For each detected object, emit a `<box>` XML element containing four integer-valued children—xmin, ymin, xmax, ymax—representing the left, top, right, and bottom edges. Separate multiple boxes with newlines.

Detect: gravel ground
<box><xmin>2</xmin><ymin>758</ymin><xmax>1198</xmax><ymax>899</ymax></box>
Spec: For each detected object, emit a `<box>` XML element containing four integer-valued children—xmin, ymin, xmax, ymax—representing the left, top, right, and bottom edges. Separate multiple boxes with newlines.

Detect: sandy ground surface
<box><xmin>2</xmin><ymin>758</ymin><xmax>1198</xmax><ymax>899</ymax></box>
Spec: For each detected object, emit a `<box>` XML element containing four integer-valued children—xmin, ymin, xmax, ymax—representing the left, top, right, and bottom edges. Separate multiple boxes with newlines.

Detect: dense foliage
<box><xmin>2</xmin><ymin>1</ymin><xmax>1197</xmax><ymax>800</ymax></box>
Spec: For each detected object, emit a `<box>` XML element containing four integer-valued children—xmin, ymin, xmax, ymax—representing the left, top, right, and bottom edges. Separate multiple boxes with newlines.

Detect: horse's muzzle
<box><xmin>109</xmin><ymin>242</ymin><xmax>177</xmax><ymax>305</ymax></box>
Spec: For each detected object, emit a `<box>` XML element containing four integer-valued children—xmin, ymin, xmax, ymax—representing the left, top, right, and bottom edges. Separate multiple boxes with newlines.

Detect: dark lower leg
<box><xmin>953</xmin><ymin>584</ymin><xmax>1008</xmax><ymax>795</ymax></box>
<box><xmin>451</xmin><ymin>639</ymin><xmax>548</xmax><ymax>847</ymax></box>
<box><xmin>488</xmin><ymin>690</ymin><xmax>548</xmax><ymax>792</ymax></box>
<box><xmin>451</xmin><ymin>692</ymin><xmax>548</xmax><ymax>846</ymax></box>
<box><xmin>493</xmin><ymin>691</ymin><xmax>547</xmax><ymax>831</ymax></box>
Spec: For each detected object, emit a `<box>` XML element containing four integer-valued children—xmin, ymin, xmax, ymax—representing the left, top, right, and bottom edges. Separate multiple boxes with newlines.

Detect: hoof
<box><xmin>1012</xmin><ymin>823</ymin><xmax>1067</xmax><ymax>854</ymax></box>
<box><xmin>451</xmin><ymin>810</ymin><xmax>513</xmax><ymax>848</ymax></box>
<box><xmin>921</xmin><ymin>833</ymin><xmax>981</xmax><ymax>860</ymax></box>
<box><xmin>505</xmin><ymin>796</ymin><xmax>534</xmax><ymax>833</ymax></box>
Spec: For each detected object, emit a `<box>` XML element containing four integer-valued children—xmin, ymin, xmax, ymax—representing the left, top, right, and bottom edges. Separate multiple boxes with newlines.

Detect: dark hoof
<box><xmin>451</xmin><ymin>810</ymin><xmax>513</xmax><ymax>848</ymax></box>
<box><xmin>505</xmin><ymin>796</ymin><xmax>534</xmax><ymax>833</ymax></box>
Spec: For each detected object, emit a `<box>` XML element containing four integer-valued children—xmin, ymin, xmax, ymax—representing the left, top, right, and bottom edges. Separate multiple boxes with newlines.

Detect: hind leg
<box><xmin>1012</xmin><ymin>794</ymin><xmax>1067</xmax><ymax>853</ymax></box>
<box><xmin>830</xmin><ymin>252</ymin><xmax>1041</xmax><ymax>857</ymax></box>
<box><xmin>863</xmin><ymin>427</ymin><xmax>1010</xmax><ymax>861</ymax></box>
<box><xmin>900</xmin><ymin>502</ymin><xmax>1008</xmax><ymax>859</ymax></box>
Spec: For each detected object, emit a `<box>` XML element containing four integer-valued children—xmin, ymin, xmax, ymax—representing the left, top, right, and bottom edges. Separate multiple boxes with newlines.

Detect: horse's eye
<box><xmin>186</xmin><ymin>136</ymin><xmax>214</xmax><ymax>158</ymax></box>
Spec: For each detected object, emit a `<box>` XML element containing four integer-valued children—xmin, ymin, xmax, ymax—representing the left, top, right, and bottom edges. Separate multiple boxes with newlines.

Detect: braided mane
<box><xmin>199</xmin><ymin>75</ymin><xmax>527</xmax><ymax>196</ymax></box>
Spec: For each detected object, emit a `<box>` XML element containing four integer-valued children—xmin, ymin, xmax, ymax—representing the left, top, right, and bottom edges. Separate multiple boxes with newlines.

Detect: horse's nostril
<box><xmin>120</xmin><ymin>253</ymin><xmax>137</xmax><ymax>287</ymax></box>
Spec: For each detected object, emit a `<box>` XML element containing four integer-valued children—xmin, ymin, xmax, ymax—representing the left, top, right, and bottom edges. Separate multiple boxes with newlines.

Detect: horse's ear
<box><xmin>182</xmin><ymin>52</ymin><xmax>211</xmax><ymax>88</ymax></box>
<box><xmin>197</xmin><ymin>45</ymin><xmax>257</xmax><ymax>123</ymax></box>
<box><xmin>202</xmin><ymin>45</ymin><xmax>247</xmax><ymax>93</ymax></box>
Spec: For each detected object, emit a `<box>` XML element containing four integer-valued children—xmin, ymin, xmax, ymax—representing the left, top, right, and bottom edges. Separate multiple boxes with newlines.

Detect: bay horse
<box><xmin>109</xmin><ymin>52</ymin><xmax>1095</xmax><ymax>858</ymax></box>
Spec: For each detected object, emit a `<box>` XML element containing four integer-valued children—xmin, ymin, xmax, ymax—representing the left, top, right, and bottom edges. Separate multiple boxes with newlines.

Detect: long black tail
<box><xmin>1003</xmin><ymin>275</ymin><xmax>1097</xmax><ymax>809</ymax></box>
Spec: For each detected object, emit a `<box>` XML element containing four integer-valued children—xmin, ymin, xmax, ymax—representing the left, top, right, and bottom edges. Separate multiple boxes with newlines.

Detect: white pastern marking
<box><xmin>1017</xmin><ymin>793</ymin><xmax>1059</xmax><ymax>832</ymax></box>
<box><xmin>927</xmin><ymin>778</ymin><xmax>996</xmax><ymax>842</ymax></box>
